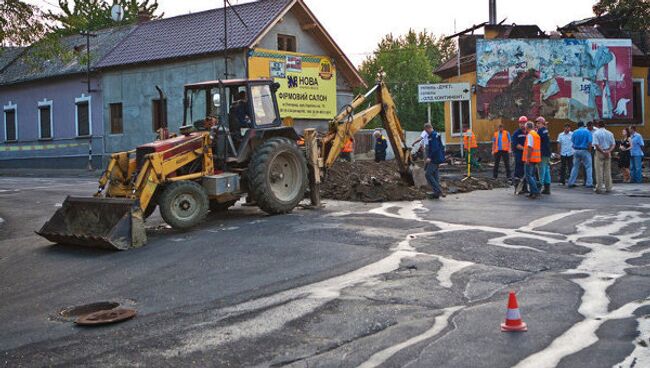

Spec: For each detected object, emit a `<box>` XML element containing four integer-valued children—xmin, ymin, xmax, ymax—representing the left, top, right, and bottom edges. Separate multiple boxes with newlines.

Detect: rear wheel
<box><xmin>159</xmin><ymin>181</ymin><xmax>209</xmax><ymax>230</ymax></box>
<box><xmin>249</xmin><ymin>137</ymin><xmax>307</xmax><ymax>214</ymax></box>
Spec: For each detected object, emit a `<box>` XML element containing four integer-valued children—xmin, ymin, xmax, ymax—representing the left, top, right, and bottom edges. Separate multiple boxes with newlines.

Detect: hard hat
<box><xmin>518</xmin><ymin>116</ymin><xmax>528</xmax><ymax>123</ymax></box>
<box><xmin>535</xmin><ymin>116</ymin><xmax>546</xmax><ymax>123</ymax></box>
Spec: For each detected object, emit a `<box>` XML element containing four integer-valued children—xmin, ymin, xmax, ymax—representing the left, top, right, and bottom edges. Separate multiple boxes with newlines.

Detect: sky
<box><xmin>29</xmin><ymin>0</ymin><xmax>599</xmax><ymax>66</ymax></box>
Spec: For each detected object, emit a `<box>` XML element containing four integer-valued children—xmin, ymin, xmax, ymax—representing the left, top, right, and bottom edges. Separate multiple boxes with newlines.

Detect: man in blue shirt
<box><xmin>512</xmin><ymin>116</ymin><xmax>529</xmax><ymax>193</ymax></box>
<box><xmin>630</xmin><ymin>126</ymin><xmax>645</xmax><ymax>183</ymax></box>
<box><xmin>426</xmin><ymin>124</ymin><xmax>445</xmax><ymax>199</ymax></box>
<box><xmin>568</xmin><ymin>122</ymin><xmax>593</xmax><ymax>188</ymax></box>
<box><xmin>536</xmin><ymin>117</ymin><xmax>552</xmax><ymax>194</ymax></box>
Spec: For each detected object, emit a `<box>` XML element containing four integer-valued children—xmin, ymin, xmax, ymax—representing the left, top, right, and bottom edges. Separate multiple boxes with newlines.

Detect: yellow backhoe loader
<box><xmin>37</xmin><ymin>75</ymin><xmax>413</xmax><ymax>250</ymax></box>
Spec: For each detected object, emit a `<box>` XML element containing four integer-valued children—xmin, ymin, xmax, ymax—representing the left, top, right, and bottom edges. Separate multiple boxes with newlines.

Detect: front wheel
<box><xmin>249</xmin><ymin>137</ymin><xmax>307</xmax><ymax>214</ymax></box>
<box><xmin>159</xmin><ymin>181</ymin><xmax>209</xmax><ymax>230</ymax></box>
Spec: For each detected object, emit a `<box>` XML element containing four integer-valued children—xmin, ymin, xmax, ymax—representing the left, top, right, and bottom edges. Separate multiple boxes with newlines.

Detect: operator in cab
<box><xmin>229</xmin><ymin>91</ymin><xmax>251</xmax><ymax>149</ymax></box>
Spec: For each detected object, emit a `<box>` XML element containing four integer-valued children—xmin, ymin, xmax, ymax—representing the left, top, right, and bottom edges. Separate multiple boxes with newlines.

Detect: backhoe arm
<box><xmin>324</xmin><ymin>80</ymin><xmax>412</xmax><ymax>178</ymax></box>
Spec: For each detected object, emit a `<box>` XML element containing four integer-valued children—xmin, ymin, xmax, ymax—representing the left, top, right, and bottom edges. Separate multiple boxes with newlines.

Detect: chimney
<box><xmin>137</xmin><ymin>7</ymin><xmax>152</xmax><ymax>23</ymax></box>
<box><xmin>489</xmin><ymin>0</ymin><xmax>497</xmax><ymax>25</ymax></box>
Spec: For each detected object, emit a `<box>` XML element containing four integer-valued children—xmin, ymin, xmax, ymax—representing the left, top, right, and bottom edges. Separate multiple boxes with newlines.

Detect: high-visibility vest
<box><xmin>523</xmin><ymin>130</ymin><xmax>541</xmax><ymax>163</ymax></box>
<box><xmin>342</xmin><ymin>138</ymin><xmax>353</xmax><ymax>153</ymax></box>
<box><xmin>492</xmin><ymin>130</ymin><xmax>511</xmax><ymax>153</ymax></box>
<box><xmin>463</xmin><ymin>130</ymin><xmax>477</xmax><ymax>150</ymax></box>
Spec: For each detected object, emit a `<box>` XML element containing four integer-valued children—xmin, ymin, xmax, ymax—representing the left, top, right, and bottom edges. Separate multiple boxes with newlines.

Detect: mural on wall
<box><xmin>476</xmin><ymin>39</ymin><xmax>633</xmax><ymax>122</ymax></box>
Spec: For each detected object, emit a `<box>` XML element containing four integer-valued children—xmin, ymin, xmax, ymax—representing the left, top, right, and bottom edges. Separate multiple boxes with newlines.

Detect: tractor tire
<box><xmin>249</xmin><ymin>137</ymin><xmax>307</xmax><ymax>215</ymax></box>
<box><xmin>209</xmin><ymin>200</ymin><xmax>237</xmax><ymax>212</ymax></box>
<box><xmin>158</xmin><ymin>180</ymin><xmax>209</xmax><ymax>230</ymax></box>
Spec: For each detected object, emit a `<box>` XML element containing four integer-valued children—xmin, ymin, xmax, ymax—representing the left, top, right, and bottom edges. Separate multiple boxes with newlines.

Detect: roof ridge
<box><xmin>140</xmin><ymin>0</ymin><xmax>290</xmax><ymax>25</ymax></box>
<box><xmin>92</xmin><ymin>24</ymin><xmax>141</xmax><ymax>69</ymax></box>
<box><xmin>0</xmin><ymin>47</ymin><xmax>28</xmax><ymax>75</ymax></box>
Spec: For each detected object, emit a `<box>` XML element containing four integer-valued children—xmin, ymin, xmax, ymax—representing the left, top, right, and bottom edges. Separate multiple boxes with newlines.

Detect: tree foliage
<box><xmin>358</xmin><ymin>30</ymin><xmax>456</xmax><ymax>131</ymax></box>
<box><xmin>593</xmin><ymin>0</ymin><xmax>650</xmax><ymax>31</ymax></box>
<box><xmin>50</xmin><ymin>0</ymin><xmax>162</xmax><ymax>34</ymax></box>
<box><xmin>0</xmin><ymin>0</ymin><xmax>49</xmax><ymax>47</ymax></box>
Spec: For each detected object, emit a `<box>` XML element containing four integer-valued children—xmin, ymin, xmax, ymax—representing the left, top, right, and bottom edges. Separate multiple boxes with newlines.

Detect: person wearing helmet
<box><xmin>374</xmin><ymin>130</ymin><xmax>388</xmax><ymax>162</ymax></box>
<box><xmin>512</xmin><ymin>116</ymin><xmax>529</xmax><ymax>193</ymax></box>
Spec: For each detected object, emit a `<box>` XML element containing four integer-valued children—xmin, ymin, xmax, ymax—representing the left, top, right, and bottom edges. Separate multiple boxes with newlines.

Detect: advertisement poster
<box><xmin>476</xmin><ymin>39</ymin><xmax>633</xmax><ymax>122</ymax></box>
<box><xmin>248</xmin><ymin>48</ymin><xmax>337</xmax><ymax>119</ymax></box>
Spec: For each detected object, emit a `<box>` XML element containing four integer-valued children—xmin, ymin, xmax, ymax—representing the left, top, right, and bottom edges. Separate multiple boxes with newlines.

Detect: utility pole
<box><xmin>223</xmin><ymin>0</ymin><xmax>228</xmax><ymax>78</ymax></box>
<box><xmin>80</xmin><ymin>31</ymin><xmax>97</xmax><ymax>93</ymax></box>
<box><xmin>221</xmin><ymin>0</ymin><xmax>248</xmax><ymax>79</ymax></box>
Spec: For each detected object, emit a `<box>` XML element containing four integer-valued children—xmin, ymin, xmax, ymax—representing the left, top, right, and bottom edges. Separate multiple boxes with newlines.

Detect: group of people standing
<box><xmin>491</xmin><ymin>117</ymin><xmax>646</xmax><ymax>198</ymax></box>
<box><xmin>555</xmin><ymin>121</ymin><xmax>645</xmax><ymax>188</ymax></box>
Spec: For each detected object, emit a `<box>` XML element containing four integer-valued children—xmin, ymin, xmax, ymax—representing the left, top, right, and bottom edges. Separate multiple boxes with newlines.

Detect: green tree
<box><xmin>593</xmin><ymin>0</ymin><xmax>650</xmax><ymax>31</ymax></box>
<box><xmin>0</xmin><ymin>0</ymin><xmax>49</xmax><ymax>47</ymax></box>
<box><xmin>358</xmin><ymin>30</ymin><xmax>455</xmax><ymax>131</ymax></box>
<box><xmin>49</xmin><ymin>0</ymin><xmax>162</xmax><ymax>34</ymax></box>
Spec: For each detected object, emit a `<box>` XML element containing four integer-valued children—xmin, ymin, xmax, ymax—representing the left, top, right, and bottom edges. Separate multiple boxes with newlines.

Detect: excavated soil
<box><xmin>320</xmin><ymin>160</ymin><xmax>508</xmax><ymax>202</ymax></box>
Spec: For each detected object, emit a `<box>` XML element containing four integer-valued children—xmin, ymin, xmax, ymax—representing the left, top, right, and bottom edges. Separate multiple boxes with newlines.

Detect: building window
<box><xmin>110</xmin><ymin>103</ymin><xmax>123</xmax><ymax>134</ymax></box>
<box><xmin>75</xmin><ymin>94</ymin><xmax>92</xmax><ymax>137</ymax></box>
<box><xmin>38</xmin><ymin>99</ymin><xmax>53</xmax><ymax>140</ymax></box>
<box><xmin>277</xmin><ymin>34</ymin><xmax>296</xmax><ymax>52</ymax></box>
<box><xmin>451</xmin><ymin>100</ymin><xmax>471</xmax><ymax>136</ymax></box>
<box><xmin>631</xmin><ymin>79</ymin><xmax>645</xmax><ymax>125</ymax></box>
<box><xmin>152</xmin><ymin>98</ymin><xmax>167</xmax><ymax>133</ymax></box>
<box><xmin>3</xmin><ymin>102</ymin><xmax>17</xmax><ymax>142</ymax></box>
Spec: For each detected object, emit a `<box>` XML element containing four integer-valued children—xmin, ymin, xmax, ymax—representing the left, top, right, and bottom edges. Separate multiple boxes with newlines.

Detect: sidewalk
<box><xmin>0</xmin><ymin>168</ymin><xmax>102</xmax><ymax>178</ymax></box>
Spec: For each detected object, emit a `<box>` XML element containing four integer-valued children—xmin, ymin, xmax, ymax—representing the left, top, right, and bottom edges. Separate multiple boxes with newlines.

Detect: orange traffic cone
<box><xmin>501</xmin><ymin>291</ymin><xmax>528</xmax><ymax>332</ymax></box>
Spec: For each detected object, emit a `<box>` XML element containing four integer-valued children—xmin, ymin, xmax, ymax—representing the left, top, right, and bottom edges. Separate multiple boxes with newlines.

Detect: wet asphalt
<box><xmin>0</xmin><ymin>176</ymin><xmax>649</xmax><ymax>367</ymax></box>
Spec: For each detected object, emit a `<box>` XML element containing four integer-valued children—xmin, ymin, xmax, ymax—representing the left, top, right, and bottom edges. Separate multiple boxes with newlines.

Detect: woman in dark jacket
<box><xmin>618</xmin><ymin>127</ymin><xmax>632</xmax><ymax>183</ymax></box>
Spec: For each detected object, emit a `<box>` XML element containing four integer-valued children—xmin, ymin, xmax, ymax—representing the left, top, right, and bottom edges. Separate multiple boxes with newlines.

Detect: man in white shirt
<box><xmin>411</xmin><ymin>123</ymin><xmax>433</xmax><ymax>159</ymax></box>
<box><xmin>592</xmin><ymin>121</ymin><xmax>616</xmax><ymax>193</ymax></box>
<box><xmin>557</xmin><ymin>123</ymin><xmax>574</xmax><ymax>185</ymax></box>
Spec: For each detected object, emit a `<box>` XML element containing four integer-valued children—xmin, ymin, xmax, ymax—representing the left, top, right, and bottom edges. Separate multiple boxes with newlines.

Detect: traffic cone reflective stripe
<box><xmin>501</xmin><ymin>291</ymin><xmax>528</xmax><ymax>332</ymax></box>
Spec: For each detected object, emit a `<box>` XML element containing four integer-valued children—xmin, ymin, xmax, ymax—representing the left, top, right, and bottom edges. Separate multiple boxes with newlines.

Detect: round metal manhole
<box><xmin>75</xmin><ymin>308</ymin><xmax>136</xmax><ymax>326</ymax></box>
<box><xmin>59</xmin><ymin>302</ymin><xmax>120</xmax><ymax>318</ymax></box>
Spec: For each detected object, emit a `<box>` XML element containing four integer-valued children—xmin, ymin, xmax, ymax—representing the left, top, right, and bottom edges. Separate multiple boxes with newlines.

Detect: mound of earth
<box><xmin>320</xmin><ymin>160</ymin><xmax>508</xmax><ymax>202</ymax></box>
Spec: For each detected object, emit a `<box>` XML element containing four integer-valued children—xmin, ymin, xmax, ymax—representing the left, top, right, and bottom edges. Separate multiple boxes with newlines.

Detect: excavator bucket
<box><xmin>37</xmin><ymin>196</ymin><xmax>146</xmax><ymax>250</ymax></box>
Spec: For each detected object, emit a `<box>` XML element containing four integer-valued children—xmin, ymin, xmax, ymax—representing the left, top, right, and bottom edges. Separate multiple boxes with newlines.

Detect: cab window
<box><xmin>250</xmin><ymin>85</ymin><xmax>278</xmax><ymax>126</ymax></box>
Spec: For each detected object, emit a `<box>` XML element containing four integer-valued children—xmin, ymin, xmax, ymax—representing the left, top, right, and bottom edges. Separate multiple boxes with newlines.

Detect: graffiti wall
<box><xmin>476</xmin><ymin>39</ymin><xmax>632</xmax><ymax>122</ymax></box>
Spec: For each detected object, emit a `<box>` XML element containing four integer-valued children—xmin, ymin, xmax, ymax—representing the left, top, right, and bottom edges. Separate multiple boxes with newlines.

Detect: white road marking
<box><xmin>157</xmin><ymin>201</ymin><xmax>650</xmax><ymax>366</ymax></box>
<box><xmin>357</xmin><ymin>306</ymin><xmax>463</xmax><ymax>368</ymax></box>
<box><xmin>514</xmin><ymin>211</ymin><xmax>650</xmax><ymax>368</ymax></box>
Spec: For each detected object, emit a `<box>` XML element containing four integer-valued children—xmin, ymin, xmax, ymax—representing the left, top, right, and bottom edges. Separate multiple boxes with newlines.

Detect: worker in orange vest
<box><xmin>340</xmin><ymin>137</ymin><xmax>354</xmax><ymax>162</ymax></box>
<box><xmin>463</xmin><ymin>127</ymin><xmax>480</xmax><ymax>169</ymax></box>
<box><xmin>492</xmin><ymin>124</ymin><xmax>511</xmax><ymax>179</ymax></box>
<box><xmin>523</xmin><ymin>121</ymin><xmax>542</xmax><ymax>199</ymax></box>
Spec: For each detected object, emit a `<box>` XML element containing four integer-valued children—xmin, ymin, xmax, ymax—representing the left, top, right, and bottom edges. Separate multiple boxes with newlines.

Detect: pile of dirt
<box><xmin>320</xmin><ymin>161</ymin><xmax>508</xmax><ymax>202</ymax></box>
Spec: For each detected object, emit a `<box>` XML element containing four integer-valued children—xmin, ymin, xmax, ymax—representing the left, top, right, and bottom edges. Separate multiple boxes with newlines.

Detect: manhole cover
<box><xmin>75</xmin><ymin>308</ymin><xmax>136</xmax><ymax>326</ymax></box>
<box><xmin>59</xmin><ymin>302</ymin><xmax>120</xmax><ymax>318</ymax></box>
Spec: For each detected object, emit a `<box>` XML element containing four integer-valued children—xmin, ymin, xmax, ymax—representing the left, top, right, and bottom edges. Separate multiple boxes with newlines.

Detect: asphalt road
<box><xmin>1</xmin><ymin>176</ymin><xmax>650</xmax><ymax>367</ymax></box>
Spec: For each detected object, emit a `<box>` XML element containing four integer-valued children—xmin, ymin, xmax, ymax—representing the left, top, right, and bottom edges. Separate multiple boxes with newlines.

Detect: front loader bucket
<box><xmin>37</xmin><ymin>196</ymin><xmax>147</xmax><ymax>250</ymax></box>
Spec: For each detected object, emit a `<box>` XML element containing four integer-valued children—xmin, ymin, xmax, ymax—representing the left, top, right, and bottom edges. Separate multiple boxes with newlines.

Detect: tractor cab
<box><xmin>182</xmin><ymin>79</ymin><xmax>299</xmax><ymax>164</ymax></box>
<box><xmin>183</xmin><ymin>79</ymin><xmax>282</xmax><ymax>131</ymax></box>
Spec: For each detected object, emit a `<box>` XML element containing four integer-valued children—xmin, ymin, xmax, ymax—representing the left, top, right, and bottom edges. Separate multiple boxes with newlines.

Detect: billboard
<box><xmin>476</xmin><ymin>39</ymin><xmax>633</xmax><ymax>122</ymax></box>
<box><xmin>248</xmin><ymin>48</ymin><xmax>337</xmax><ymax>119</ymax></box>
